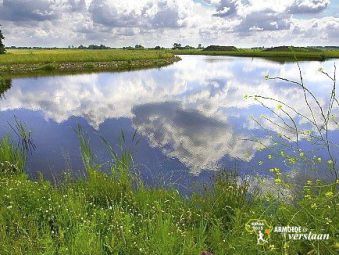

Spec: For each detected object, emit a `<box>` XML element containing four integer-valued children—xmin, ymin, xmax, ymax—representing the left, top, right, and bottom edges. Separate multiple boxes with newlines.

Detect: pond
<box><xmin>0</xmin><ymin>56</ymin><xmax>338</xmax><ymax>190</ymax></box>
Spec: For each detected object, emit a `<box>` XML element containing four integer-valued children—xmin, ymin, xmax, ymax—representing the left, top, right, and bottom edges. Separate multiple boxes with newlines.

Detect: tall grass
<box><xmin>0</xmin><ymin>127</ymin><xmax>337</xmax><ymax>254</ymax></box>
<box><xmin>0</xmin><ymin>136</ymin><xmax>25</xmax><ymax>175</ymax></box>
<box><xmin>0</xmin><ymin>76</ymin><xmax>11</xmax><ymax>98</ymax></box>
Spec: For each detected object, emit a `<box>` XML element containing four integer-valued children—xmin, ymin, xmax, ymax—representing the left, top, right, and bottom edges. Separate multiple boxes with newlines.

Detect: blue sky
<box><xmin>0</xmin><ymin>0</ymin><xmax>338</xmax><ymax>47</ymax></box>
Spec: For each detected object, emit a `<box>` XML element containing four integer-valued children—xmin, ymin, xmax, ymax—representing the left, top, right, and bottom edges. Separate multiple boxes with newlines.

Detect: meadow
<box><xmin>171</xmin><ymin>48</ymin><xmax>339</xmax><ymax>62</ymax></box>
<box><xmin>0</xmin><ymin>49</ymin><xmax>179</xmax><ymax>76</ymax></box>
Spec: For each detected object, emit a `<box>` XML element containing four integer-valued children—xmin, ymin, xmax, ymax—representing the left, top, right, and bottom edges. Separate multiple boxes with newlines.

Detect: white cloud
<box><xmin>0</xmin><ymin>0</ymin><xmax>337</xmax><ymax>49</ymax></box>
<box><xmin>288</xmin><ymin>0</ymin><xmax>330</xmax><ymax>14</ymax></box>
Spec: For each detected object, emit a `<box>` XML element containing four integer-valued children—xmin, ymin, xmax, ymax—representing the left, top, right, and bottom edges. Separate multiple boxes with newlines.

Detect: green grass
<box><xmin>0</xmin><ymin>136</ymin><xmax>25</xmax><ymax>175</ymax></box>
<box><xmin>0</xmin><ymin>76</ymin><xmax>11</xmax><ymax>97</ymax></box>
<box><xmin>1</xmin><ymin>49</ymin><xmax>174</xmax><ymax>64</ymax></box>
<box><xmin>0</xmin><ymin>135</ymin><xmax>337</xmax><ymax>254</ymax></box>
<box><xmin>0</xmin><ymin>49</ymin><xmax>179</xmax><ymax>77</ymax></box>
<box><xmin>171</xmin><ymin>48</ymin><xmax>339</xmax><ymax>62</ymax></box>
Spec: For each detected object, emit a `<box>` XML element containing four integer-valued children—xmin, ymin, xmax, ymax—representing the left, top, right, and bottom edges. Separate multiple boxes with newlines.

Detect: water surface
<box><xmin>0</xmin><ymin>56</ymin><xmax>338</xmax><ymax>188</ymax></box>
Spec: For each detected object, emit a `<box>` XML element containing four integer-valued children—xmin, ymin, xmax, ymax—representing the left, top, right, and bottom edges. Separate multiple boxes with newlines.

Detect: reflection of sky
<box><xmin>0</xmin><ymin>56</ymin><xmax>338</xmax><ymax>180</ymax></box>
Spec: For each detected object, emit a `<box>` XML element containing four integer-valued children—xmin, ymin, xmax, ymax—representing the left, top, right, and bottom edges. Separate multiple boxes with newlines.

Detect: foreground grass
<box><xmin>0</xmin><ymin>49</ymin><xmax>180</xmax><ymax>77</ymax></box>
<box><xmin>171</xmin><ymin>49</ymin><xmax>339</xmax><ymax>62</ymax></box>
<box><xmin>0</xmin><ymin>136</ymin><xmax>337</xmax><ymax>254</ymax></box>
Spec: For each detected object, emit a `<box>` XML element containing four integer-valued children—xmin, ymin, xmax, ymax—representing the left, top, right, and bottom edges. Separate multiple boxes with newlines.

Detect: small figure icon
<box><xmin>257</xmin><ymin>230</ymin><xmax>268</xmax><ymax>245</ymax></box>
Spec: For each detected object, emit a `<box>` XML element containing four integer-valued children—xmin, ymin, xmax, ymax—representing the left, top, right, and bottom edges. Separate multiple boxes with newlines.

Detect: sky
<box><xmin>0</xmin><ymin>0</ymin><xmax>338</xmax><ymax>47</ymax></box>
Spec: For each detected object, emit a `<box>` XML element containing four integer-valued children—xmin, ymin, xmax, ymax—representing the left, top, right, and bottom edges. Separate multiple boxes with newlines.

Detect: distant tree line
<box><xmin>78</xmin><ymin>44</ymin><xmax>110</xmax><ymax>49</ymax></box>
<box><xmin>0</xmin><ymin>25</ymin><xmax>5</xmax><ymax>54</ymax></box>
<box><xmin>203</xmin><ymin>45</ymin><xmax>237</xmax><ymax>51</ymax></box>
<box><xmin>123</xmin><ymin>45</ymin><xmax>145</xmax><ymax>50</ymax></box>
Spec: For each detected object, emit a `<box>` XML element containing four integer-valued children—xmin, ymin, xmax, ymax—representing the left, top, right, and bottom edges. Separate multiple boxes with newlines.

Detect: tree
<box><xmin>0</xmin><ymin>26</ymin><xmax>5</xmax><ymax>54</ymax></box>
<box><xmin>135</xmin><ymin>44</ymin><xmax>144</xmax><ymax>49</ymax></box>
<box><xmin>172</xmin><ymin>43</ymin><xmax>182</xmax><ymax>50</ymax></box>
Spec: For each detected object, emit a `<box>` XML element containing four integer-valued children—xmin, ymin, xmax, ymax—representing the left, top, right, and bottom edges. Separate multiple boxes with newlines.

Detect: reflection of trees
<box><xmin>0</xmin><ymin>77</ymin><xmax>12</xmax><ymax>99</ymax></box>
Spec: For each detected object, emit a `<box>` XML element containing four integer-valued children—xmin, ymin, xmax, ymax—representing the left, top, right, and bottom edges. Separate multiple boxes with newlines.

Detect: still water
<box><xmin>0</xmin><ymin>56</ymin><xmax>338</xmax><ymax>188</ymax></box>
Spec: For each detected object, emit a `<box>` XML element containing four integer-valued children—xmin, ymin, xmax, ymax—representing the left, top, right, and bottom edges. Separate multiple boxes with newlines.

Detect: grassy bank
<box><xmin>171</xmin><ymin>48</ymin><xmax>339</xmax><ymax>62</ymax></box>
<box><xmin>0</xmin><ymin>134</ymin><xmax>337</xmax><ymax>255</ymax></box>
<box><xmin>0</xmin><ymin>49</ymin><xmax>180</xmax><ymax>77</ymax></box>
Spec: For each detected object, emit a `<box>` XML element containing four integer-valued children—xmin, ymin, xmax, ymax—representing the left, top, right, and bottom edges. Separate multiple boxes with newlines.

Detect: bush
<box><xmin>0</xmin><ymin>26</ymin><xmax>5</xmax><ymax>54</ymax></box>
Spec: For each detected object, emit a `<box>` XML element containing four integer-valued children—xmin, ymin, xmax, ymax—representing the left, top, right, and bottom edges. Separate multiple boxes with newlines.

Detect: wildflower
<box><xmin>304</xmin><ymin>194</ymin><xmax>311</xmax><ymax>199</ymax></box>
<box><xmin>325</xmin><ymin>191</ymin><xmax>334</xmax><ymax>199</ymax></box>
<box><xmin>274</xmin><ymin>178</ymin><xmax>282</xmax><ymax>184</ymax></box>
<box><xmin>325</xmin><ymin>217</ymin><xmax>332</xmax><ymax>224</ymax></box>
<box><xmin>268</xmin><ymin>154</ymin><xmax>272</xmax><ymax>159</ymax></box>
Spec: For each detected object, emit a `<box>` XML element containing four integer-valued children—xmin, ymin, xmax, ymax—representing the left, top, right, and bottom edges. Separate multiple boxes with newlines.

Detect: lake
<box><xmin>0</xmin><ymin>55</ymin><xmax>338</xmax><ymax>190</ymax></box>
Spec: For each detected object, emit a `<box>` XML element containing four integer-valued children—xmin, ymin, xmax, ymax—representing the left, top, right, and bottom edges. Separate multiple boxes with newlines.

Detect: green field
<box><xmin>171</xmin><ymin>48</ymin><xmax>339</xmax><ymax>62</ymax></box>
<box><xmin>1</xmin><ymin>49</ymin><xmax>175</xmax><ymax>64</ymax></box>
<box><xmin>0</xmin><ymin>49</ymin><xmax>179</xmax><ymax>77</ymax></box>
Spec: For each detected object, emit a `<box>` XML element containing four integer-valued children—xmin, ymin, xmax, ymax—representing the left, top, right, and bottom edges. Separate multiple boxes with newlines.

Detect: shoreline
<box><xmin>171</xmin><ymin>49</ymin><xmax>339</xmax><ymax>62</ymax></box>
<box><xmin>0</xmin><ymin>56</ymin><xmax>181</xmax><ymax>78</ymax></box>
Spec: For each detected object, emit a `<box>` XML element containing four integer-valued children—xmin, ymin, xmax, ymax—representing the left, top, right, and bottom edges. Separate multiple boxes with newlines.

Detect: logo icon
<box><xmin>245</xmin><ymin>219</ymin><xmax>273</xmax><ymax>245</ymax></box>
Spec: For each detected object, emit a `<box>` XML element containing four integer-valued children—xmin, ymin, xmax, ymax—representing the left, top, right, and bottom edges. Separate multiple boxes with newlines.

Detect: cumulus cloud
<box><xmin>213</xmin><ymin>0</ymin><xmax>239</xmax><ymax>18</ymax></box>
<box><xmin>288</xmin><ymin>0</ymin><xmax>330</xmax><ymax>14</ymax></box>
<box><xmin>0</xmin><ymin>0</ymin><xmax>61</xmax><ymax>21</ymax></box>
<box><xmin>88</xmin><ymin>0</ymin><xmax>192</xmax><ymax>29</ymax></box>
<box><xmin>0</xmin><ymin>0</ymin><xmax>88</xmax><ymax>22</ymax></box>
<box><xmin>0</xmin><ymin>0</ymin><xmax>337</xmax><ymax>46</ymax></box>
<box><xmin>236</xmin><ymin>10</ymin><xmax>291</xmax><ymax>33</ymax></box>
<box><xmin>209</xmin><ymin>0</ymin><xmax>334</xmax><ymax>35</ymax></box>
<box><xmin>292</xmin><ymin>16</ymin><xmax>339</xmax><ymax>41</ymax></box>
